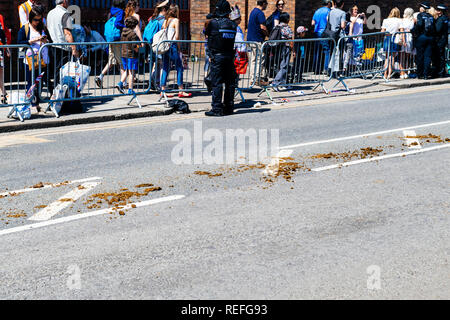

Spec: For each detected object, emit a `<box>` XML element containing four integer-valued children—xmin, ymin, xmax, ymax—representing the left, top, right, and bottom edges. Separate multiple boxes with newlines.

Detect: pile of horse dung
<box><xmin>83</xmin><ymin>184</ymin><xmax>162</xmax><ymax>215</ymax></box>
<box><xmin>310</xmin><ymin>146</ymin><xmax>386</xmax><ymax>161</ymax></box>
<box><xmin>405</xmin><ymin>133</ymin><xmax>449</xmax><ymax>144</ymax></box>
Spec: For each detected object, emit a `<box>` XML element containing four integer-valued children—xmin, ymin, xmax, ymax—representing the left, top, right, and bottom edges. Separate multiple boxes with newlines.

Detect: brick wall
<box><xmin>191</xmin><ymin>0</ymin><xmax>450</xmax><ymax>41</ymax></box>
<box><xmin>2</xmin><ymin>0</ymin><xmax>450</xmax><ymax>43</ymax></box>
<box><xmin>296</xmin><ymin>0</ymin><xmax>450</xmax><ymax>35</ymax></box>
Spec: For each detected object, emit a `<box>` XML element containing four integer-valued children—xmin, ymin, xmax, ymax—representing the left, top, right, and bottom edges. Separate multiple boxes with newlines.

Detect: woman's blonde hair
<box><xmin>403</xmin><ymin>7</ymin><xmax>414</xmax><ymax>20</ymax></box>
<box><xmin>388</xmin><ymin>7</ymin><xmax>401</xmax><ymax>18</ymax></box>
<box><xmin>167</xmin><ymin>4</ymin><xmax>180</xmax><ymax>19</ymax></box>
<box><xmin>428</xmin><ymin>7</ymin><xmax>438</xmax><ymax>18</ymax></box>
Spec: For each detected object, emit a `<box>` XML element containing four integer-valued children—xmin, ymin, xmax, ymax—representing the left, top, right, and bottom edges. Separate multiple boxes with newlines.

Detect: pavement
<box><xmin>0</xmin><ymin>84</ymin><xmax>449</xmax><ymax>299</ymax></box>
<box><xmin>1</xmin><ymin>75</ymin><xmax>450</xmax><ymax>133</ymax></box>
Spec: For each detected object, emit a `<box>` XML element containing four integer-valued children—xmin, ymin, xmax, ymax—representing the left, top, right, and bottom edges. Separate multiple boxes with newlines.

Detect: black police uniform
<box><xmin>432</xmin><ymin>12</ymin><xmax>449</xmax><ymax>77</ymax></box>
<box><xmin>205</xmin><ymin>17</ymin><xmax>237</xmax><ymax>115</ymax></box>
<box><xmin>415</xmin><ymin>11</ymin><xmax>436</xmax><ymax>78</ymax></box>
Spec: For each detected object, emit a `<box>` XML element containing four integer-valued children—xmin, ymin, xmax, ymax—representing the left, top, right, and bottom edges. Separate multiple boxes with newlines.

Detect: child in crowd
<box><xmin>120</xmin><ymin>16</ymin><xmax>140</xmax><ymax>95</ymax></box>
<box><xmin>95</xmin><ymin>0</ymin><xmax>127</xmax><ymax>90</ymax></box>
<box><xmin>292</xmin><ymin>26</ymin><xmax>307</xmax><ymax>83</ymax></box>
<box><xmin>270</xmin><ymin>12</ymin><xmax>294</xmax><ymax>91</ymax></box>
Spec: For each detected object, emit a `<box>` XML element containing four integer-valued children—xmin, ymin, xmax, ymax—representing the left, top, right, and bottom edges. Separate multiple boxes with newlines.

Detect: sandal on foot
<box><xmin>178</xmin><ymin>92</ymin><xmax>192</xmax><ymax>98</ymax></box>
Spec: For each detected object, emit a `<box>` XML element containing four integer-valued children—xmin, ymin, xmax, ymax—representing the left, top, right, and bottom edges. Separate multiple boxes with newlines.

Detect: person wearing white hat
<box><xmin>230</xmin><ymin>5</ymin><xmax>245</xmax><ymax>52</ymax></box>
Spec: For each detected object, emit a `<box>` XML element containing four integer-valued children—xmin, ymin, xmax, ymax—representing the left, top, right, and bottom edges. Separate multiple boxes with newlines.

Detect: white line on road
<box><xmin>403</xmin><ymin>130</ymin><xmax>422</xmax><ymax>149</ymax></box>
<box><xmin>0</xmin><ymin>195</ymin><xmax>185</xmax><ymax>237</ymax></box>
<box><xmin>311</xmin><ymin>144</ymin><xmax>450</xmax><ymax>172</ymax></box>
<box><xmin>280</xmin><ymin>120</ymin><xmax>450</xmax><ymax>150</ymax></box>
<box><xmin>28</xmin><ymin>181</ymin><xmax>101</xmax><ymax>221</ymax></box>
<box><xmin>0</xmin><ymin>177</ymin><xmax>102</xmax><ymax>197</ymax></box>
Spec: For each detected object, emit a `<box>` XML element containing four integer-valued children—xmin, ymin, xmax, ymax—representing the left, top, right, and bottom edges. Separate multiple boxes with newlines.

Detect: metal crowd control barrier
<box><xmin>0</xmin><ymin>44</ymin><xmax>35</xmax><ymax>122</ymax></box>
<box><xmin>446</xmin><ymin>35</ymin><xmax>450</xmax><ymax>75</ymax></box>
<box><xmin>390</xmin><ymin>31</ymin><xmax>416</xmax><ymax>79</ymax></box>
<box><xmin>334</xmin><ymin>32</ymin><xmax>389</xmax><ymax>91</ymax></box>
<box><xmin>257</xmin><ymin>38</ymin><xmax>335</xmax><ymax>99</ymax></box>
<box><xmin>154</xmin><ymin>40</ymin><xmax>260</xmax><ymax>106</ymax></box>
<box><xmin>38</xmin><ymin>40</ymin><xmax>153</xmax><ymax>115</ymax></box>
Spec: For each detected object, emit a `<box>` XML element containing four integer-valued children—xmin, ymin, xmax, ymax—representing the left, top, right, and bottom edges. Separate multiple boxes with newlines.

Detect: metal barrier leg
<box><xmin>158</xmin><ymin>91</ymin><xmax>170</xmax><ymax>108</ymax></box>
<box><xmin>257</xmin><ymin>86</ymin><xmax>273</xmax><ymax>101</ymax></box>
<box><xmin>128</xmin><ymin>92</ymin><xmax>142</xmax><ymax>109</ymax></box>
<box><xmin>45</xmin><ymin>102</ymin><xmax>60</xmax><ymax>118</ymax></box>
<box><xmin>312</xmin><ymin>82</ymin><xmax>329</xmax><ymax>94</ymax></box>
<box><xmin>330</xmin><ymin>78</ymin><xmax>350</xmax><ymax>92</ymax></box>
<box><xmin>6</xmin><ymin>106</ymin><xmax>17</xmax><ymax>119</ymax></box>
<box><xmin>235</xmin><ymin>88</ymin><xmax>245</xmax><ymax>102</ymax></box>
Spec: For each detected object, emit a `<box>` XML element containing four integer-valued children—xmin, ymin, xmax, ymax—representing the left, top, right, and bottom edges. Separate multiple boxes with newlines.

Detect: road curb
<box><xmin>0</xmin><ymin>108</ymin><xmax>182</xmax><ymax>134</ymax></box>
<box><xmin>1</xmin><ymin>79</ymin><xmax>449</xmax><ymax>134</ymax></box>
<box><xmin>380</xmin><ymin>78</ymin><xmax>450</xmax><ymax>89</ymax></box>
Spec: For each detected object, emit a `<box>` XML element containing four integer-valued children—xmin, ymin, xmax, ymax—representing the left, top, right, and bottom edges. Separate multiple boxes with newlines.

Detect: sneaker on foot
<box><xmin>95</xmin><ymin>76</ymin><xmax>103</xmax><ymax>88</ymax></box>
<box><xmin>116</xmin><ymin>82</ymin><xmax>125</xmax><ymax>94</ymax></box>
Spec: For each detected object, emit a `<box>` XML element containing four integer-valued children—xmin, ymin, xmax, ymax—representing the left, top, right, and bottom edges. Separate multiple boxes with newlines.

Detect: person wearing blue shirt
<box><xmin>269</xmin><ymin>0</ymin><xmax>285</xmax><ymax>30</ymax></box>
<box><xmin>312</xmin><ymin>0</ymin><xmax>332</xmax><ymax>74</ymax></box>
<box><xmin>95</xmin><ymin>0</ymin><xmax>127</xmax><ymax>89</ymax></box>
<box><xmin>247</xmin><ymin>0</ymin><xmax>269</xmax><ymax>85</ymax></box>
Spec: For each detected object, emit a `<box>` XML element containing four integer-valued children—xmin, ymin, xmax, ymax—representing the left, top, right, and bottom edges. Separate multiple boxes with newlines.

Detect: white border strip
<box><xmin>280</xmin><ymin>120</ymin><xmax>450</xmax><ymax>150</ymax></box>
<box><xmin>0</xmin><ymin>177</ymin><xmax>102</xmax><ymax>197</ymax></box>
<box><xmin>28</xmin><ymin>181</ymin><xmax>101</xmax><ymax>221</ymax></box>
<box><xmin>0</xmin><ymin>195</ymin><xmax>185</xmax><ymax>237</ymax></box>
<box><xmin>312</xmin><ymin>144</ymin><xmax>450</xmax><ymax>172</ymax></box>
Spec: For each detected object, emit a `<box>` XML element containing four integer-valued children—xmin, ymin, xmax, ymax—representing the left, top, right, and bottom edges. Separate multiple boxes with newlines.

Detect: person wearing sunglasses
<box><xmin>270</xmin><ymin>0</ymin><xmax>285</xmax><ymax>30</ymax></box>
<box><xmin>18</xmin><ymin>5</ymin><xmax>51</xmax><ymax>110</ymax></box>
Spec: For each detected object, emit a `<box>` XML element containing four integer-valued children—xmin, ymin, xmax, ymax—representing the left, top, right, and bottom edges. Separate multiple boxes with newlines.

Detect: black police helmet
<box><xmin>215</xmin><ymin>0</ymin><xmax>232</xmax><ymax>17</ymax></box>
<box><xmin>436</xmin><ymin>4</ymin><xmax>447</xmax><ymax>11</ymax></box>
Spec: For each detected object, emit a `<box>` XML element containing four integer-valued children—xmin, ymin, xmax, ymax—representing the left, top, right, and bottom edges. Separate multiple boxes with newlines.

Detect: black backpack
<box><xmin>268</xmin><ymin>24</ymin><xmax>283</xmax><ymax>46</ymax></box>
<box><xmin>322</xmin><ymin>12</ymin><xmax>341</xmax><ymax>42</ymax></box>
<box><xmin>168</xmin><ymin>99</ymin><xmax>191</xmax><ymax>114</ymax></box>
<box><xmin>265</xmin><ymin>12</ymin><xmax>276</xmax><ymax>35</ymax></box>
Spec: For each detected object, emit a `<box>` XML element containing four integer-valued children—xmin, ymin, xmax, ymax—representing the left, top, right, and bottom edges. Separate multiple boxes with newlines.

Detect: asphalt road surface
<box><xmin>0</xmin><ymin>85</ymin><xmax>449</xmax><ymax>299</ymax></box>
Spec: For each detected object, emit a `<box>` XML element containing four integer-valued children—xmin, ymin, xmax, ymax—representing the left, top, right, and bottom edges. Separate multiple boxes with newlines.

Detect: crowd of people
<box><xmin>0</xmin><ymin>0</ymin><xmax>448</xmax><ymax>115</ymax></box>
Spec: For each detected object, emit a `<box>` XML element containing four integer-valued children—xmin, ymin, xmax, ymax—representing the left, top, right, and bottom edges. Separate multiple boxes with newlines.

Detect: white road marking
<box><xmin>280</xmin><ymin>120</ymin><xmax>450</xmax><ymax>150</ymax></box>
<box><xmin>0</xmin><ymin>177</ymin><xmax>102</xmax><ymax>197</ymax></box>
<box><xmin>263</xmin><ymin>149</ymin><xmax>293</xmax><ymax>176</ymax></box>
<box><xmin>312</xmin><ymin>144</ymin><xmax>450</xmax><ymax>172</ymax></box>
<box><xmin>403</xmin><ymin>130</ymin><xmax>422</xmax><ymax>149</ymax></box>
<box><xmin>0</xmin><ymin>195</ymin><xmax>185</xmax><ymax>237</ymax></box>
<box><xmin>0</xmin><ymin>135</ymin><xmax>51</xmax><ymax>148</ymax></box>
<box><xmin>28</xmin><ymin>181</ymin><xmax>101</xmax><ymax>221</ymax></box>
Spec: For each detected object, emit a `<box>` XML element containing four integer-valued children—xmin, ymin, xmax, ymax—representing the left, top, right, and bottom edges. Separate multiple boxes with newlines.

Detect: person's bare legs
<box><xmin>128</xmin><ymin>69</ymin><xmax>135</xmax><ymax>93</ymax></box>
<box><xmin>0</xmin><ymin>67</ymin><xmax>5</xmax><ymax>101</ymax></box>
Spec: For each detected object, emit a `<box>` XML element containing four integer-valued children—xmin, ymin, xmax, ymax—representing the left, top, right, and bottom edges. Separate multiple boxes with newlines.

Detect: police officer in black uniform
<box><xmin>204</xmin><ymin>0</ymin><xmax>238</xmax><ymax>117</ymax></box>
<box><xmin>415</xmin><ymin>2</ymin><xmax>436</xmax><ymax>79</ymax></box>
<box><xmin>432</xmin><ymin>5</ymin><xmax>449</xmax><ymax>78</ymax></box>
